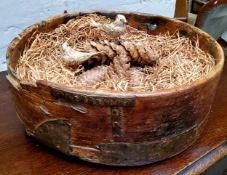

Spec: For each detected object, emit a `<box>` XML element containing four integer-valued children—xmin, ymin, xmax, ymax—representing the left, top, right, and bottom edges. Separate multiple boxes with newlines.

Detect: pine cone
<box><xmin>128</xmin><ymin>68</ymin><xmax>146</xmax><ymax>87</ymax></box>
<box><xmin>132</xmin><ymin>42</ymin><xmax>159</xmax><ymax>65</ymax></box>
<box><xmin>90</xmin><ymin>41</ymin><xmax>116</xmax><ymax>58</ymax></box>
<box><xmin>105</xmin><ymin>56</ymin><xmax>130</xmax><ymax>86</ymax></box>
<box><xmin>75</xmin><ymin>40</ymin><xmax>159</xmax><ymax>87</ymax></box>
<box><xmin>112</xmin><ymin>56</ymin><xmax>130</xmax><ymax>78</ymax></box>
<box><xmin>86</xmin><ymin>40</ymin><xmax>159</xmax><ymax>66</ymax></box>
<box><xmin>76</xmin><ymin>65</ymin><xmax>108</xmax><ymax>86</ymax></box>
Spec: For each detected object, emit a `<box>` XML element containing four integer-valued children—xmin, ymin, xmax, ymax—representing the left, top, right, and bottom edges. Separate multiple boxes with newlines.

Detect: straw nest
<box><xmin>16</xmin><ymin>14</ymin><xmax>215</xmax><ymax>92</ymax></box>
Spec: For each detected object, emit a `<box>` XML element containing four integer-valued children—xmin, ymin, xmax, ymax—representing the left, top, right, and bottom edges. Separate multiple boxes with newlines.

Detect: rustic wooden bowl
<box><xmin>6</xmin><ymin>12</ymin><xmax>224</xmax><ymax>166</ymax></box>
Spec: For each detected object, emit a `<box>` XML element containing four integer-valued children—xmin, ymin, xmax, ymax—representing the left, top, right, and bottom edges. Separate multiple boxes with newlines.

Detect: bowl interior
<box><xmin>6</xmin><ymin>11</ymin><xmax>225</xmax><ymax>95</ymax></box>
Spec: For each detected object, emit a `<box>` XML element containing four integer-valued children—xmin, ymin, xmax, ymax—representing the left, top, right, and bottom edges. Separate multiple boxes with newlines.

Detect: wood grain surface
<box><xmin>0</xmin><ymin>59</ymin><xmax>226</xmax><ymax>174</ymax></box>
<box><xmin>6</xmin><ymin>12</ymin><xmax>224</xmax><ymax>166</ymax></box>
<box><xmin>175</xmin><ymin>0</ymin><xmax>188</xmax><ymax>21</ymax></box>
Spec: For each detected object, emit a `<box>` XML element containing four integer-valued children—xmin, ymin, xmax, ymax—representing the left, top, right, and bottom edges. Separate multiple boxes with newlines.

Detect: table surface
<box><xmin>0</xmin><ymin>61</ymin><xmax>226</xmax><ymax>175</ymax></box>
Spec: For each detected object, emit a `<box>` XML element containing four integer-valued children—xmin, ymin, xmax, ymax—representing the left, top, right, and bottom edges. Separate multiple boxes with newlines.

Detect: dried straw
<box><xmin>16</xmin><ymin>14</ymin><xmax>215</xmax><ymax>92</ymax></box>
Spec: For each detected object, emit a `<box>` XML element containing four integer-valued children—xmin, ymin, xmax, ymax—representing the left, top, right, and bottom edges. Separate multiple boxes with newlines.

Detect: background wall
<box><xmin>0</xmin><ymin>0</ymin><xmax>176</xmax><ymax>71</ymax></box>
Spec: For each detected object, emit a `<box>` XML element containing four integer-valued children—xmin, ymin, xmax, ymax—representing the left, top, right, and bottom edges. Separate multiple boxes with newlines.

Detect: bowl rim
<box><xmin>7</xmin><ymin>11</ymin><xmax>225</xmax><ymax>97</ymax></box>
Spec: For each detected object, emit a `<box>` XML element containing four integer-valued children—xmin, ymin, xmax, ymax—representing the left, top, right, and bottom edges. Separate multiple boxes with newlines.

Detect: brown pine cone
<box><xmin>76</xmin><ymin>65</ymin><xmax>108</xmax><ymax>86</ymax></box>
<box><xmin>85</xmin><ymin>40</ymin><xmax>159</xmax><ymax>66</ymax></box>
<box><xmin>90</xmin><ymin>41</ymin><xmax>116</xmax><ymax>58</ymax></box>
<box><xmin>135</xmin><ymin>42</ymin><xmax>159</xmax><ymax>65</ymax></box>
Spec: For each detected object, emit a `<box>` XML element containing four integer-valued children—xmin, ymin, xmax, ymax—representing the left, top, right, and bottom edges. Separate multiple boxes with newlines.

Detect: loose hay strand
<box><xmin>16</xmin><ymin>14</ymin><xmax>215</xmax><ymax>92</ymax></box>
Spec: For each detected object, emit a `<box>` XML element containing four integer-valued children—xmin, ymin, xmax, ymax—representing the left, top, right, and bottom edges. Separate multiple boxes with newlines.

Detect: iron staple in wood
<box><xmin>111</xmin><ymin>107</ymin><xmax>123</xmax><ymax>138</ymax></box>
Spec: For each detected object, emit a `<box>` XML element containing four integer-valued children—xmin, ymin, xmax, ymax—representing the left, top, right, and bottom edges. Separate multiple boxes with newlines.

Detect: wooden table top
<box><xmin>0</xmin><ymin>61</ymin><xmax>226</xmax><ymax>175</ymax></box>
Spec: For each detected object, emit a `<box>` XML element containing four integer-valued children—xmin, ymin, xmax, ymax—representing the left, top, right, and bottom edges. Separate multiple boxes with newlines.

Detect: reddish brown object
<box><xmin>6</xmin><ymin>12</ymin><xmax>224</xmax><ymax>166</ymax></box>
<box><xmin>195</xmin><ymin>0</ymin><xmax>227</xmax><ymax>27</ymax></box>
<box><xmin>2</xmin><ymin>55</ymin><xmax>227</xmax><ymax>174</ymax></box>
<box><xmin>1</xmin><ymin>68</ymin><xmax>227</xmax><ymax>174</ymax></box>
<box><xmin>174</xmin><ymin>0</ymin><xmax>188</xmax><ymax>21</ymax></box>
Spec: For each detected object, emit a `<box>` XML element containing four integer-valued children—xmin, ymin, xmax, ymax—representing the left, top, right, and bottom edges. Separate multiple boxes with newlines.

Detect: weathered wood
<box><xmin>1</xmin><ymin>62</ymin><xmax>227</xmax><ymax>174</ymax></box>
<box><xmin>51</xmin><ymin>87</ymin><xmax>136</xmax><ymax>107</ymax></box>
<box><xmin>34</xmin><ymin>119</ymin><xmax>72</xmax><ymax>155</ymax></box>
<box><xmin>178</xmin><ymin>141</ymin><xmax>227</xmax><ymax>175</ymax></box>
<box><xmin>6</xmin><ymin>12</ymin><xmax>224</xmax><ymax>166</ymax></box>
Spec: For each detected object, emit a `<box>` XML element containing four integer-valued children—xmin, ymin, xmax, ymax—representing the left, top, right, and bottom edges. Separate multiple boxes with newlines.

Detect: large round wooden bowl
<box><xmin>6</xmin><ymin>12</ymin><xmax>224</xmax><ymax>166</ymax></box>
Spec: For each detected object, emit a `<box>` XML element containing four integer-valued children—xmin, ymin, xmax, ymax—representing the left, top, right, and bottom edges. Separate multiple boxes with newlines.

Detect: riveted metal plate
<box><xmin>34</xmin><ymin>119</ymin><xmax>71</xmax><ymax>155</ymax></box>
<box><xmin>98</xmin><ymin>125</ymin><xmax>197</xmax><ymax>166</ymax></box>
<box><xmin>51</xmin><ymin>88</ymin><xmax>136</xmax><ymax>107</ymax></box>
<box><xmin>111</xmin><ymin>107</ymin><xmax>123</xmax><ymax>138</ymax></box>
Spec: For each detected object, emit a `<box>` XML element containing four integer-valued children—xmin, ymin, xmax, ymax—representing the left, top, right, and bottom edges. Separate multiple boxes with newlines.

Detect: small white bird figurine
<box><xmin>62</xmin><ymin>42</ymin><xmax>102</xmax><ymax>65</ymax></box>
<box><xmin>90</xmin><ymin>14</ymin><xmax>127</xmax><ymax>37</ymax></box>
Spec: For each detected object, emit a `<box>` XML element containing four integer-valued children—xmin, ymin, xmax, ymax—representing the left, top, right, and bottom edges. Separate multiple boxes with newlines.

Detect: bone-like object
<box><xmin>62</xmin><ymin>42</ymin><xmax>102</xmax><ymax>65</ymax></box>
<box><xmin>90</xmin><ymin>14</ymin><xmax>127</xmax><ymax>37</ymax></box>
